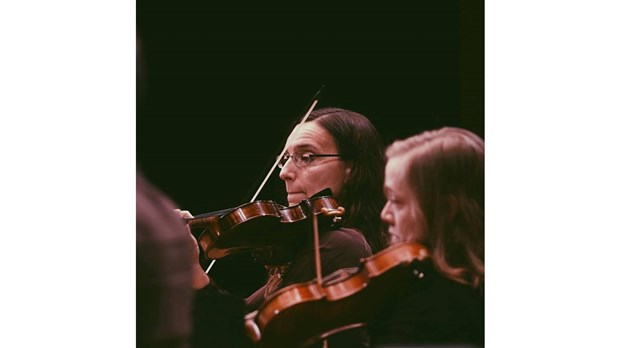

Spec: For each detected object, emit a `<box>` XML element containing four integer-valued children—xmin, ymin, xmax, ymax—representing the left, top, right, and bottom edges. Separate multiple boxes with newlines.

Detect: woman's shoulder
<box><xmin>405</xmin><ymin>264</ymin><xmax>484</xmax><ymax>306</ymax></box>
<box><xmin>319</xmin><ymin>226</ymin><xmax>372</xmax><ymax>254</ymax></box>
<box><xmin>370</xmin><ymin>266</ymin><xmax>484</xmax><ymax>346</ymax></box>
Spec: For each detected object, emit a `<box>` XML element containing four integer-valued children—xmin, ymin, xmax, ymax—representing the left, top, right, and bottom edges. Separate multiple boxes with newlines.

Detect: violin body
<box><xmin>244</xmin><ymin>242</ymin><xmax>430</xmax><ymax>347</ymax></box>
<box><xmin>188</xmin><ymin>195</ymin><xmax>343</xmax><ymax>260</ymax></box>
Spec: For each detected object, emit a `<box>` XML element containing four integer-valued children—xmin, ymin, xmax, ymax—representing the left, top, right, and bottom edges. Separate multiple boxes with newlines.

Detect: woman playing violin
<box><xmin>184</xmin><ymin>107</ymin><xmax>388</xmax><ymax>347</ymax></box>
<box><xmin>369</xmin><ymin>127</ymin><xmax>485</xmax><ymax>347</ymax></box>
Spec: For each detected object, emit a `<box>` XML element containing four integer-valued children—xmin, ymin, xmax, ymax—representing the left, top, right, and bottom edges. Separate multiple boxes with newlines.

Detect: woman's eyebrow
<box><xmin>292</xmin><ymin>143</ymin><xmax>319</xmax><ymax>152</ymax></box>
<box><xmin>383</xmin><ymin>186</ymin><xmax>393</xmax><ymax>196</ymax></box>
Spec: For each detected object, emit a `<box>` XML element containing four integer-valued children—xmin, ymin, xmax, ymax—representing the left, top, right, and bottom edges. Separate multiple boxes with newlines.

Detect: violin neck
<box><xmin>192</xmin><ymin>207</ymin><xmax>234</xmax><ymax>219</ymax></box>
<box><xmin>187</xmin><ymin>207</ymin><xmax>235</xmax><ymax>229</ymax></box>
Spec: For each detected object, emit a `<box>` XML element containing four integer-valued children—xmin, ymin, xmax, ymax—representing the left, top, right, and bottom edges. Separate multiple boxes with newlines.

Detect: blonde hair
<box><xmin>386</xmin><ymin>127</ymin><xmax>484</xmax><ymax>288</ymax></box>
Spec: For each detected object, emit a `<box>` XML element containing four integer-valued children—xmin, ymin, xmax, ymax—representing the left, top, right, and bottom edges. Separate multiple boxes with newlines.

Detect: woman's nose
<box><xmin>380</xmin><ymin>203</ymin><xmax>392</xmax><ymax>224</ymax></box>
<box><xmin>278</xmin><ymin>156</ymin><xmax>296</xmax><ymax>181</ymax></box>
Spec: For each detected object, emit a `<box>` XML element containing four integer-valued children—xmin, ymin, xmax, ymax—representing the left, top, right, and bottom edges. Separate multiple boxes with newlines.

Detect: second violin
<box><xmin>244</xmin><ymin>241</ymin><xmax>430</xmax><ymax>347</ymax></box>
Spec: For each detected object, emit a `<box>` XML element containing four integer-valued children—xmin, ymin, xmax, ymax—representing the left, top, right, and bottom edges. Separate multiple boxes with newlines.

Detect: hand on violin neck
<box><xmin>186</xmin><ymin>231</ymin><xmax>210</xmax><ymax>289</ymax></box>
<box><xmin>174</xmin><ymin>208</ymin><xmax>195</xmax><ymax>224</ymax></box>
<box><xmin>192</xmin><ymin>264</ymin><xmax>211</xmax><ymax>289</ymax></box>
<box><xmin>174</xmin><ymin>209</ymin><xmax>209</xmax><ymax>289</ymax></box>
<box><xmin>189</xmin><ymin>232</ymin><xmax>210</xmax><ymax>289</ymax></box>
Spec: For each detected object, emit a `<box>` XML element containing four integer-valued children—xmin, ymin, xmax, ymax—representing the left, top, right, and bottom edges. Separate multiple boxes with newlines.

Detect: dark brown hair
<box><xmin>307</xmin><ymin>108</ymin><xmax>388</xmax><ymax>252</ymax></box>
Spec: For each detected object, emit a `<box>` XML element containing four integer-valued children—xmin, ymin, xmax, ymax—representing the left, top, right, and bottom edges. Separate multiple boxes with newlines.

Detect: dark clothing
<box><xmin>245</xmin><ymin>227</ymin><xmax>373</xmax><ymax>348</ymax></box>
<box><xmin>282</xmin><ymin>227</ymin><xmax>373</xmax><ymax>289</ymax></box>
<box><xmin>137</xmin><ymin>173</ymin><xmax>194</xmax><ymax>348</ymax></box>
<box><xmin>246</xmin><ymin>227</ymin><xmax>373</xmax><ymax>310</ymax></box>
<box><xmin>191</xmin><ymin>227</ymin><xmax>373</xmax><ymax>348</ymax></box>
<box><xmin>368</xmin><ymin>261</ymin><xmax>484</xmax><ymax>348</ymax></box>
<box><xmin>192</xmin><ymin>281</ymin><xmax>254</xmax><ymax>348</ymax></box>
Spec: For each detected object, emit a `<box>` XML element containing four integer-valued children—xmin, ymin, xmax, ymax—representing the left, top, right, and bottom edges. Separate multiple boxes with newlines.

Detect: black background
<box><xmin>137</xmin><ymin>0</ymin><xmax>483</xmax><ymax>295</ymax></box>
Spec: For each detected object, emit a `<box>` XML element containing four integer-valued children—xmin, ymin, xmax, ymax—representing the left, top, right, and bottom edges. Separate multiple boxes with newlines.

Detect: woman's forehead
<box><xmin>285</xmin><ymin>122</ymin><xmax>335</xmax><ymax>151</ymax></box>
<box><xmin>385</xmin><ymin>157</ymin><xmax>409</xmax><ymax>182</ymax></box>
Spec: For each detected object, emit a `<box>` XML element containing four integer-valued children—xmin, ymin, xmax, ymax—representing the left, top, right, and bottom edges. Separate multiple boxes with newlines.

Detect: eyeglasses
<box><xmin>277</xmin><ymin>152</ymin><xmax>342</xmax><ymax>169</ymax></box>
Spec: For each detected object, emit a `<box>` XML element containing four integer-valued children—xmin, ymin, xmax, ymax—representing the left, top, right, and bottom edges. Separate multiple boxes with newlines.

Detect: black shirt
<box><xmin>369</xmin><ymin>262</ymin><xmax>484</xmax><ymax>347</ymax></box>
<box><xmin>193</xmin><ymin>227</ymin><xmax>373</xmax><ymax>348</ymax></box>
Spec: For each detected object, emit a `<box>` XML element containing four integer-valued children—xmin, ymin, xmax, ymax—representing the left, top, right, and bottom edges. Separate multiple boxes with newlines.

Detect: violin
<box><xmin>187</xmin><ymin>193</ymin><xmax>346</xmax><ymax>260</ymax></box>
<box><xmin>244</xmin><ymin>242</ymin><xmax>430</xmax><ymax>347</ymax></box>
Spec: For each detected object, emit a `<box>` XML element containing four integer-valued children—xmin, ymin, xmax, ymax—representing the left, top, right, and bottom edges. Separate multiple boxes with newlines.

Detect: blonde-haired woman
<box><xmin>370</xmin><ymin>127</ymin><xmax>484</xmax><ymax>347</ymax></box>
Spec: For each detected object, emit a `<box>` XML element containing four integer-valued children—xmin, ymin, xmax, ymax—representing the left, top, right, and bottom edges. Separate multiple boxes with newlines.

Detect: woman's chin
<box><xmin>286</xmin><ymin>193</ymin><xmax>307</xmax><ymax>206</ymax></box>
